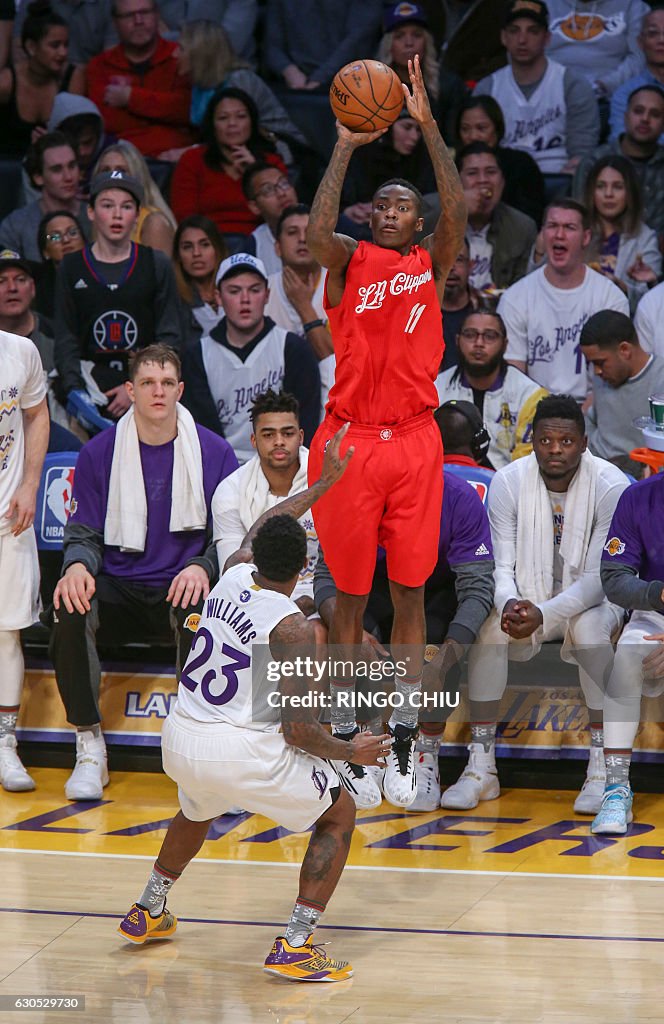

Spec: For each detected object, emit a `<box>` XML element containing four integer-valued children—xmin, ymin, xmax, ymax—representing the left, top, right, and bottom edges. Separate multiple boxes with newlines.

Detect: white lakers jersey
<box><xmin>175</xmin><ymin>563</ymin><xmax>300</xmax><ymax>730</ymax></box>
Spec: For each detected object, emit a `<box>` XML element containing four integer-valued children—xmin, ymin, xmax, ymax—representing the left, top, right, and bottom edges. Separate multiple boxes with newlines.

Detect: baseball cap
<box><xmin>0</xmin><ymin>249</ymin><xmax>33</xmax><ymax>275</ymax></box>
<box><xmin>384</xmin><ymin>2</ymin><xmax>429</xmax><ymax>32</ymax></box>
<box><xmin>216</xmin><ymin>252</ymin><xmax>269</xmax><ymax>286</ymax></box>
<box><xmin>502</xmin><ymin>0</ymin><xmax>549</xmax><ymax>29</ymax></box>
<box><xmin>89</xmin><ymin>170</ymin><xmax>144</xmax><ymax>206</ymax></box>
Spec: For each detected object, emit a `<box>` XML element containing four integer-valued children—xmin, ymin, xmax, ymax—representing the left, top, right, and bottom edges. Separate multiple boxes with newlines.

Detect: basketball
<box><xmin>329</xmin><ymin>59</ymin><xmax>404</xmax><ymax>133</ymax></box>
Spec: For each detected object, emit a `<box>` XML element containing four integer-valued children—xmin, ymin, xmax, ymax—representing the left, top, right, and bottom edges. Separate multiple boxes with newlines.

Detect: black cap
<box><xmin>89</xmin><ymin>170</ymin><xmax>143</xmax><ymax>206</ymax></box>
<box><xmin>503</xmin><ymin>0</ymin><xmax>549</xmax><ymax>29</ymax></box>
<box><xmin>0</xmin><ymin>249</ymin><xmax>33</xmax><ymax>275</ymax></box>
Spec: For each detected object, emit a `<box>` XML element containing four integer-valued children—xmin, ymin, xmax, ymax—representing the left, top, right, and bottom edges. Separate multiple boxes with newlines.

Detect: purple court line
<box><xmin>2</xmin><ymin>906</ymin><xmax>664</xmax><ymax>944</ymax></box>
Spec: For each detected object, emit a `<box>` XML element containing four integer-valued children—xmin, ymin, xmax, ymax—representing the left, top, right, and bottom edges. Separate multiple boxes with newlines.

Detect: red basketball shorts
<box><xmin>308</xmin><ymin>411</ymin><xmax>443</xmax><ymax>595</ymax></box>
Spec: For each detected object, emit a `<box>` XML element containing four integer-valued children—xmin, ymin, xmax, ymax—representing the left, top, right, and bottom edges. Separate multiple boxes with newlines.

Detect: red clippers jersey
<box><xmin>324</xmin><ymin>241</ymin><xmax>444</xmax><ymax>424</ymax></box>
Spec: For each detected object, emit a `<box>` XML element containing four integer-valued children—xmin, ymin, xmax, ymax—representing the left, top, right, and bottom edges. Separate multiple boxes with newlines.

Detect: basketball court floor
<box><xmin>1</xmin><ymin>768</ymin><xmax>663</xmax><ymax>1023</ymax></box>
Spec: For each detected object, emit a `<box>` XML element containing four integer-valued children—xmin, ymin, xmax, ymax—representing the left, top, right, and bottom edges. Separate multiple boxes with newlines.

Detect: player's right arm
<box><xmin>272</xmin><ymin>612</ymin><xmax>391</xmax><ymax>765</ymax></box>
<box><xmin>224</xmin><ymin>423</ymin><xmax>354</xmax><ymax>571</ymax></box>
<box><xmin>306</xmin><ymin>123</ymin><xmax>385</xmax><ymax>305</ymax></box>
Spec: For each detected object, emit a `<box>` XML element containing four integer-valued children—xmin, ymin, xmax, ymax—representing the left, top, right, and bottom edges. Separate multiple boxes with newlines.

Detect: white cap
<box><xmin>216</xmin><ymin>252</ymin><xmax>268</xmax><ymax>286</ymax></box>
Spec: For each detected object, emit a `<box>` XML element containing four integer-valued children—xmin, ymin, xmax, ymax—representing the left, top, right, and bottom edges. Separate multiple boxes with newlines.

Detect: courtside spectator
<box><xmin>170</xmin><ymin>87</ymin><xmax>287</xmax><ymax>241</ymax></box>
<box><xmin>0</xmin><ymin>320</ymin><xmax>49</xmax><ymax>792</ymax></box>
<box><xmin>157</xmin><ymin>0</ymin><xmax>258</xmax><ymax>62</ymax></box>
<box><xmin>581</xmin><ymin>310</ymin><xmax>664</xmax><ymax>477</ymax></box>
<box><xmin>173</xmin><ymin>215</ymin><xmax>228</xmax><ymax>339</ymax></box>
<box><xmin>34</xmin><ymin>209</ymin><xmax>84</xmax><ymax>320</ymax></box>
<box><xmin>474</xmin><ymin>0</ymin><xmax>598</xmax><ymax>175</ymax></box>
<box><xmin>436</xmin><ymin>309</ymin><xmax>547</xmax><ymax>468</ymax></box>
<box><xmin>0</xmin><ymin>132</ymin><xmax>88</xmax><ymax>262</ymax></box>
<box><xmin>46</xmin><ymin>94</ymin><xmax>106</xmax><ymax>199</ymax></box>
<box><xmin>0</xmin><ymin>1</ymin><xmax>85</xmax><ymax>159</ymax></box>
<box><xmin>546</xmin><ymin>0</ymin><xmax>650</xmax><ymax>98</ymax></box>
<box><xmin>441</xmin><ymin>240</ymin><xmax>479</xmax><ymax>371</ymax></box>
<box><xmin>54</xmin><ymin>171</ymin><xmax>181</xmax><ymax>422</ymax></box>
<box><xmin>212</xmin><ymin>389</ymin><xmax>318</xmax><ymax>615</ymax></box>
<box><xmin>86</xmin><ymin>0</ymin><xmax>195</xmax><ymax>160</ymax></box>
<box><xmin>264</xmin><ymin>205</ymin><xmax>334</xmax><ymax>412</ymax></box>
<box><xmin>94</xmin><ymin>141</ymin><xmax>177</xmax><ymax>256</ymax></box>
<box><xmin>457</xmin><ymin>142</ymin><xmax>537</xmax><ymax>291</ymax></box>
<box><xmin>242</xmin><ymin>162</ymin><xmax>298</xmax><ymax>275</ymax></box>
<box><xmin>635</xmin><ymin>276</ymin><xmax>664</xmax><ymax>356</ymax></box>
<box><xmin>499</xmin><ymin>199</ymin><xmax>628</xmax><ymax>400</ymax></box>
<box><xmin>377</xmin><ymin>3</ymin><xmax>440</xmax><ymax>109</ymax></box>
<box><xmin>264</xmin><ymin>0</ymin><xmax>383</xmax><ymax>91</ymax></box>
<box><xmin>575</xmin><ymin>85</ymin><xmax>664</xmax><ymax>235</ymax></box>
<box><xmin>444</xmin><ymin>395</ymin><xmax>628</xmax><ymax>816</ymax></box>
<box><xmin>181</xmin><ymin>253</ymin><xmax>321</xmax><ymax>463</ymax></box>
<box><xmin>582</xmin><ymin>155</ymin><xmax>661</xmax><ymax>312</ymax></box>
<box><xmin>456</xmin><ymin>95</ymin><xmax>546</xmax><ymax>225</ymax></box>
<box><xmin>48</xmin><ymin>344</ymin><xmax>238</xmax><ymax>801</ymax></box>
<box><xmin>12</xmin><ymin>0</ymin><xmax>116</xmax><ymax>68</ymax></box>
<box><xmin>610</xmin><ymin>6</ymin><xmax>664</xmax><ymax>143</ymax></box>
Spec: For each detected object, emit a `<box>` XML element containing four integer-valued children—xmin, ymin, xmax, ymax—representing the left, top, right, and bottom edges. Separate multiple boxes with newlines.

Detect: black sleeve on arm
<box><xmin>53</xmin><ymin>261</ymin><xmax>85</xmax><ymax>394</ymax></box>
<box><xmin>62</xmin><ymin>523</ymin><xmax>104</xmax><ymax>576</ymax></box>
<box><xmin>446</xmin><ymin>560</ymin><xmax>495</xmax><ymax>646</ymax></box>
<box><xmin>180</xmin><ymin>343</ymin><xmax>225</xmax><ymax>436</ymax></box>
<box><xmin>185</xmin><ymin>534</ymin><xmax>220</xmax><ymax>587</ymax></box>
<box><xmin>152</xmin><ymin>251</ymin><xmax>185</xmax><ymax>350</ymax></box>
<box><xmin>601</xmin><ymin>562</ymin><xmax>664</xmax><ymax>613</ymax></box>
<box><xmin>283</xmin><ymin>332</ymin><xmax>321</xmax><ymax>445</ymax></box>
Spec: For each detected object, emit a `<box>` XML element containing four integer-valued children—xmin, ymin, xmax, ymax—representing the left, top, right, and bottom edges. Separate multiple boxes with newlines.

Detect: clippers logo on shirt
<box><xmin>93</xmin><ymin>310</ymin><xmax>138</xmax><ymax>351</ymax></box>
<box><xmin>550</xmin><ymin>13</ymin><xmax>625</xmax><ymax>42</ymax></box>
<box><xmin>604</xmin><ymin>536</ymin><xmax>626</xmax><ymax>557</ymax></box>
<box><xmin>355</xmin><ymin>269</ymin><xmax>433</xmax><ymax>314</ymax></box>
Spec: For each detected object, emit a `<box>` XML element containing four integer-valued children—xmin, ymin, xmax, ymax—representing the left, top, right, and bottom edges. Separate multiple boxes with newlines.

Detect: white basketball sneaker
<box><xmin>408</xmin><ymin>751</ymin><xmax>441</xmax><ymax>812</ymax></box>
<box><xmin>441</xmin><ymin>742</ymin><xmax>499</xmax><ymax>810</ymax></box>
<box><xmin>382</xmin><ymin>724</ymin><xmax>417</xmax><ymax>808</ymax></box>
<box><xmin>0</xmin><ymin>734</ymin><xmax>35</xmax><ymax>792</ymax></box>
<box><xmin>332</xmin><ymin>728</ymin><xmax>382</xmax><ymax>809</ymax></box>
<box><xmin>573</xmin><ymin>746</ymin><xmax>606</xmax><ymax>815</ymax></box>
<box><xmin>65</xmin><ymin>730</ymin><xmax>109</xmax><ymax>801</ymax></box>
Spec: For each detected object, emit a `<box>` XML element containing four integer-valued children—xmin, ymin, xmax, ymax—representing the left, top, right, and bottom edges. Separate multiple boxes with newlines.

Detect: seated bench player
<box><xmin>48</xmin><ymin>344</ymin><xmax>238</xmax><ymax>800</ymax></box>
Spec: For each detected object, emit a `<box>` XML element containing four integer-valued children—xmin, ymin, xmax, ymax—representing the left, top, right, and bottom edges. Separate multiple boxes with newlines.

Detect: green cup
<box><xmin>649</xmin><ymin>395</ymin><xmax>664</xmax><ymax>431</ymax></box>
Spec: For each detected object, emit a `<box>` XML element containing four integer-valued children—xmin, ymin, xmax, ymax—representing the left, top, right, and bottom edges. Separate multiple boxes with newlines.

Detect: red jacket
<box><xmin>86</xmin><ymin>37</ymin><xmax>195</xmax><ymax>157</ymax></box>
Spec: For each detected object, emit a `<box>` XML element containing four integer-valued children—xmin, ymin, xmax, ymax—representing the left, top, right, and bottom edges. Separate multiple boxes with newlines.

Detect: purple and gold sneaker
<box><xmin>118</xmin><ymin>902</ymin><xmax>177</xmax><ymax>944</ymax></box>
<box><xmin>263</xmin><ymin>935</ymin><xmax>353</xmax><ymax>982</ymax></box>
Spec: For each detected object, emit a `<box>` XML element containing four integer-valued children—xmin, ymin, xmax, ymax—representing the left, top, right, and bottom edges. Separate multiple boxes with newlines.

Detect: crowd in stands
<box><xmin>2</xmin><ymin>0</ymin><xmax>664</xmax><ymax>838</ymax></box>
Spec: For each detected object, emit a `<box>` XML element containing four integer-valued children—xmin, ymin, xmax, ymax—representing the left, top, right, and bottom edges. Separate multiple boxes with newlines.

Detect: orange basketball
<box><xmin>329</xmin><ymin>59</ymin><xmax>404</xmax><ymax>133</ymax></box>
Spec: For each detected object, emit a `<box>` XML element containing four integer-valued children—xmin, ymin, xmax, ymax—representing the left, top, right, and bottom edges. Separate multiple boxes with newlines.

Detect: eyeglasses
<box><xmin>114</xmin><ymin>6</ymin><xmax>156</xmax><ymax>19</ymax></box>
<box><xmin>46</xmin><ymin>226</ymin><xmax>81</xmax><ymax>243</ymax></box>
<box><xmin>254</xmin><ymin>178</ymin><xmax>293</xmax><ymax>198</ymax></box>
<box><xmin>459</xmin><ymin>328</ymin><xmax>503</xmax><ymax>342</ymax></box>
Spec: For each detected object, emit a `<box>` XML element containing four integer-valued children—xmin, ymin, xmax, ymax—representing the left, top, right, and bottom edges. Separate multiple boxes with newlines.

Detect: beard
<box><xmin>460</xmin><ymin>351</ymin><xmax>504</xmax><ymax>379</ymax></box>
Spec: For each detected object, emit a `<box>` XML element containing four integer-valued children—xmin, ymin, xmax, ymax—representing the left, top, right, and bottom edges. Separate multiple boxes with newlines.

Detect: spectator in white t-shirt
<box><xmin>242</xmin><ymin>162</ymin><xmax>298</xmax><ymax>276</ymax></box>
<box><xmin>499</xmin><ymin>198</ymin><xmax>629</xmax><ymax>401</ymax></box>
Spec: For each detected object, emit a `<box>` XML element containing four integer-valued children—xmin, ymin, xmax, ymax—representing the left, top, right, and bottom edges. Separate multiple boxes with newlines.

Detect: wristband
<box><xmin>303</xmin><ymin>319</ymin><xmax>324</xmax><ymax>332</ymax></box>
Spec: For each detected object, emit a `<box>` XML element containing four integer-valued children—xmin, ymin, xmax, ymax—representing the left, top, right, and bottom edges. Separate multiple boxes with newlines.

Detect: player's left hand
<box><xmin>643</xmin><ymin>633</ymin><xmax>664</xmax><ymax>676</ymax></box>
<box><xmin>105</xmin><ymin>384</ymin><xmax>132</xmax><ymax>418</ymax></box>
<box><xmin>504</xmin><ymin>600</ymin><xmax>543</xmax><ymax>640</ymax></box>
<box><xmin>167</xmin><ymin>564</ymin><xmax>210</xmax><ymax>609</ymax></box>
<box><xmin>319</xmin><ymin>422</ymin><xmax>354</xmax><ymax>488</ymax></box>
<box><xmin>5</xmin><ymin>481</ymin><xmax>37</xmax><ymax>536</ymax></box>
<box><xmin>402</xmin><ymin>55</ymin><xmax>434</xmax><ymax>125</ymax></box>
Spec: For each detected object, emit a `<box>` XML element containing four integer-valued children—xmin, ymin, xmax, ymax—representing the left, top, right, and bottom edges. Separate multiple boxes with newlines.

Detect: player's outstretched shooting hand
<box><xmin>335</xmin><ymin>119</ymin><xmax>387</xmax><ymax>148</ymax></box>
<box><xmin>402</xmin><ymin>55</ymin><xmax>434</xmax><ymax>125</ymax></box>
<box><xmin>320</xmin><ymin>422</ymin><xmax>354</xmax><ymax>488</ymax></box>
<box><xmin>348</xmin><ymin>731</ymin><xmax>393</xmax><ymax>766</ymax></box>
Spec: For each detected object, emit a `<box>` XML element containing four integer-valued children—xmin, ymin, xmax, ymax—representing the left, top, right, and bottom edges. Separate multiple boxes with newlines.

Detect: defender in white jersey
<box><xmin>118</xmin><ymin>424</ymin><xmax>391</xmax><ymax>983</ymax></box>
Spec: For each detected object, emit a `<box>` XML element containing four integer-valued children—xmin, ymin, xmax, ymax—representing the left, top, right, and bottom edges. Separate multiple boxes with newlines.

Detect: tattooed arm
<box><xmin>224</xmin><ymin>422</ymin><xmax>354</xmax><ymax>572</ymax></box>
<box><xmin>404</xmin><ymin>56</ymin><xmax>467</xmax><ymax>302</ymax></box>
<box><xmin>306</xmin><ymin>122</ymin><xmax>386</xmax><ymax>306</ymax></box>
<box><xmin>271</xmin><ymin>612</ymin><xmax>391</xmax><ymax>764</ymax></box>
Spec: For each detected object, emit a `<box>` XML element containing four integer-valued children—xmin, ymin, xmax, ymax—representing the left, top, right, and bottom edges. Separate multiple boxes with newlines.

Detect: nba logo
<box><xmin>37</xmin><ymin>464</ymin><xmax>76</xmax><ymax>547</ymax></box>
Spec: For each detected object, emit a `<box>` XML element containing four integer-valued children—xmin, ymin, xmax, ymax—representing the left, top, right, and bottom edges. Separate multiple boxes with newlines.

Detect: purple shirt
<box><xmin>68</xmin><ymin>424</ymin><xmax>238</xmax><ymax>586</ymax></box>
<box><xmin>601</xmin><ymin>474</ymin><xmax>664</xmax><ymax>582</ymax></box>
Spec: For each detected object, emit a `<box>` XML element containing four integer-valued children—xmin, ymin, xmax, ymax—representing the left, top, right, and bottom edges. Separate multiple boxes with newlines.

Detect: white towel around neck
<box><xmin>237</xmin><ymin>446</ymin><xmax>309</xmax><ymax>530</ymax></box>
<box><xmin>104</xmin><ymin>403</ymin><xmax>207</xmax><ymax>552</ymax></box>
<box><xmin>515</xmin><ymin>450</ymin><xmax>598</xmax><ymax>603</ymax></box>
